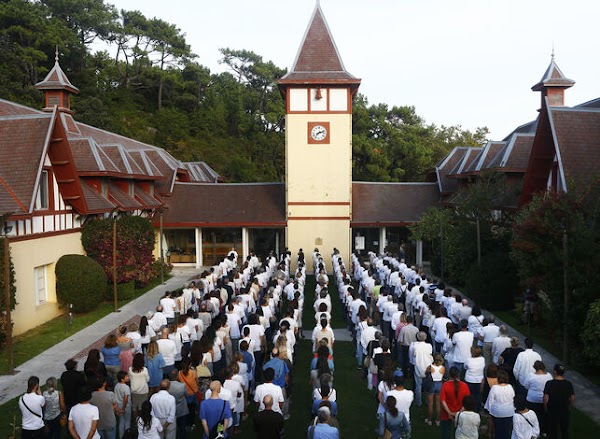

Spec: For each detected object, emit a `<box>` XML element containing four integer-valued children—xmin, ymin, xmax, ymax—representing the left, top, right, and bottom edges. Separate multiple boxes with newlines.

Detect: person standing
<box><xmin>440</xmin><ymin>366</ymin><xmax>470</xmax><ymax>439</ymax></box>
<box><xmin>114</xmin><ymin>371</ymin><xmax>131</xmax><ymax>439</ymax></box>
<box><xmin>544</xmin><ymin>364</ymin><xmax>575</xmax><ymax>439</ymax></box>
<box><xmin>253</xmin><ymin>395</ymin><xmax>284</xmax><ymax>439</ymax></box>
<box><xmin>61</xmin><ymin>358</ymin><xmax>86</xmax><ymax>416</ymax></box>
<box><xmin>19</xmin><ymin>376</ymin><xmax>46</xmax><ymax>439</ymax></box>
<box><xmin>411</xmin><ymin>331</ymin><xmax>433</xmax><ymax>407</ymax></box>
<box><xmin>513</xmin><ymin>338</ymin><xmax>541</xmax><ymax>396</ymax></box>
<box><xmin>149</xmin><ymin>380</ymin><xmax>177</xmax><ymax>439</ymax></box>
<box><xmin>90</xmin><ymin>377</ymin><xmax>118</xmax><ymax>439</ymax></box>
<box><xmin>136</xmin><ymin>400</ymin><xmax>163</xmax><ymax>439</ymax></box>
<box><xmin>307</xmin><ymin>407</ymin><xmax>339</xmax><ymax>439</ymax></box>
<box><xmin>42</xmin><ymin>377</ymin><xmax>64</xmax><ymax>439</ymax></box>
<box><xmin>68</xmin><ymin>386</ymin><xmax>100</xmax><ymax>439</ymax></box>
<box><xmin>452</xmin><ymin>320</ymin><xmax>474</xmax><ymax>375</ymax></box>
<box><xmin>512</xmin><ymin>394</ymin><xmax>540</xmax><ymax>439</ymax></box>
<box><xmin>524</xmin><ymin>360</ymin><xmax>552</xmax><ymax>435</ymax></box>
<box><xmin>454</xmin><ymin>395</ymin><xmax>480</xmax><ymax>439</ymax></box>
<box><xmin>484</xmin><ymin>369</ymin><xmax>515</xmax><ymax>439</ymax></box>
<box><xmin>200</xmin><ymin>381</ymin><xmax>232</xmax><ymax>439</ymax></box>
<box><xmin>168</xmin><ymin>369</ymin><xmax>190</xmax><ymax>439</ymax></box>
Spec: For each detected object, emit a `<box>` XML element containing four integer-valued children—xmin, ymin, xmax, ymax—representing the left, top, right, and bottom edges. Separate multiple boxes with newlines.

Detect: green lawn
<box><xmin>1</xmin><ymin>274</ymin><xmax>597</xmax><ymax>438</ymax></box>
<box><xmin>0</xmin><ymin>275</ymin><xmax>169</xmax><ymax>375</ymax></box>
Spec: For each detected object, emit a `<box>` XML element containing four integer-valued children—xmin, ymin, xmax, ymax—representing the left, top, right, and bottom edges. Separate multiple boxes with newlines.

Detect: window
<box><xmin>34</xmin><ymin>265</ymin><xmax>48</xmax><ymax>305</ymax></box>
<box><xmin>35</xmin><ymin>170</ymin><xmax>49</xmax><ymax>210</ymax></box>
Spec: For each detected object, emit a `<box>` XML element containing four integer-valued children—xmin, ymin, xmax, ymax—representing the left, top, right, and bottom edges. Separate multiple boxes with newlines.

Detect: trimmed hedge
<box><xmin>55</xmin><ymin>254</ymin><xmax>107</xmax><ymax>313</ymax></box>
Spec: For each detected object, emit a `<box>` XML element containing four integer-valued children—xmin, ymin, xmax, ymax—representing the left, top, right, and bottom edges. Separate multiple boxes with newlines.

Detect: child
<box><xmin>115</xmin><ymin>370</ymin><xmax>131</xmax><ymax>438</ymax></box>
<box><xmin>455</xmin><ymin>395</ymin><xmax>480</xmax><ymax>439</ymax></box>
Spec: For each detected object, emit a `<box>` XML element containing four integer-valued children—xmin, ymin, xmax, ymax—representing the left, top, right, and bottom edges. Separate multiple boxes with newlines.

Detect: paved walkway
<box><xmin>0</xmin><ymin>267</ymin><xmax>201</xmax><ymax>406</ymax></box>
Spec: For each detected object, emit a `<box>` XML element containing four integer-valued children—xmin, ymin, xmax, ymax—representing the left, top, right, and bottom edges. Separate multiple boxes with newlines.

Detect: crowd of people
<box><xmin>336</xmin><ymin>251</ymin><xmax>576</xmax><ymax>439</ymax></box>
<box><xmin>18</xmin><ymin>247</ymin><xmax>577</xmax><ymax>439</ymax></box>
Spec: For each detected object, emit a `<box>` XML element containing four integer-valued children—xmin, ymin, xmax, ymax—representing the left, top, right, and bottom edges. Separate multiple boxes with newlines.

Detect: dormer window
<box><xmin>35</xmin><ymin>170</ymin><xmax>49</xmax><ymax>210</ymax></box>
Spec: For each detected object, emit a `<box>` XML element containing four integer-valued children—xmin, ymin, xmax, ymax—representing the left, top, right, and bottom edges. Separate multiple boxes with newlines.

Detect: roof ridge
<box><xmin>0</xmin><ymin>175</ymin><xmax>27</xmax><ymax>213</ymax></box>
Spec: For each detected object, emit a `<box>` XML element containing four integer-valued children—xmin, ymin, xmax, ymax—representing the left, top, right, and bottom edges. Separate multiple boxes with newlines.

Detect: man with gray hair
<box><xmin>480</xmin><ymin>314</ymin><xmax>500</xmax><ymax>366</ymax></box>
<box><xmin>308</xmin><ymin>406</ymin><xmax>339</xmax><ymax>439</ymax></box>
<box><xmin>149</xmin><ymin>379</ymin><xmax>176</xmax><ymax>439</ymax></box>
<box><xmin>168</xmin><ymin>369</ymin><xmax>189</xmax><ymax>439</ymax></box>
<box><xmin>492</xmin><ymin>324</ymin><xmax>512</xmax><ymax>365</ymax></box>
<box><xmin>410</xmin><ymin>331</ymin><xmax>433</xmax><ymax>407</ymax></box>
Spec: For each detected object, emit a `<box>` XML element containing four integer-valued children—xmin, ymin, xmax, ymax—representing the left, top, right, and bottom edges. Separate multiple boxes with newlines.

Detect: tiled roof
<box><xmin>161</xmin><ymin>183</ymin><xmax>286</xmax><ymax>226</ymax></box>
<box><xmin>352</xmin><ymin>182</ymin><xmax>440</xmax><ymax>225</ymax></box>
<box><xmin>447</xmin><ymin>147</ymin><xmax>481</xmax><ymax>177</ymax></box>
<box><xmin>81</xmin><ymin>182</ymin><xmax>115</xmax><ymax>213</ymax></box>
<box><xmin>134</xmin><ymin>187</ymin><xmax>162</xmax><ymax>209</ymax></box>
<box><xmin>550</xmin><ymin>107</ymin><xmax>600</xmax><ymax>192</ymax></box>
<box><xmin>279</xmin><ymin>4</ymin><xmax>360</xmax><ymax>85</ymax></box>
<box><xmin>490</xmin><ymin>134</ymin><xmax>534</xmax><ymax>172</ymax></box>
<box><xmin>0</xmin><ymin>114</ymin><xmax>53</xmax><ymax>214</ymax></box>
<box><xmin>35</xmin><ymin>61</ymin><xmax>79</xmax><ymax>94</ymax></box>
<box><xmin>532</xmin><ymin>58</ymin><xmax>575</xmax><ymax>91</ymax></box>
<box><xmin>435</xmin><ymin>147</ymin><xmax>470</xmax><ymax>193</ymax></box>
<box><xmin>109</xmin><ymin>183</ymin><xmax>142</xmax><ymax>210</ymax></box>
<box><xmin>0</xmin><ymin>99</ymin><xmax>42</xmax><ymax>117</ymax></box>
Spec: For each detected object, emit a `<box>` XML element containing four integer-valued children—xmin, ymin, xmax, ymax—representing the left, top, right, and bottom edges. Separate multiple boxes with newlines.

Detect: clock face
<box><xmin>310</xmin><ymin>124</ymin><xmax>328</xmax><ymax>141</ymax></box>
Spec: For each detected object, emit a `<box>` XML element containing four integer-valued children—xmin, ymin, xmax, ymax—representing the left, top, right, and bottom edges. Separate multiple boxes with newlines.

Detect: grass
<box><xmin>0</xmin><ymin>275</ymin><xmax>170</xmax><ymax>375</ymax></box>
<box><xmin>2</xmin><ymin>274</ymin><xmax>597</xmax><ymax>438</ymax></box>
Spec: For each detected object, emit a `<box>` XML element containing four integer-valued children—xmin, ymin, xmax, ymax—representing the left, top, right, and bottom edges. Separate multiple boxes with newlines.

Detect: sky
<box><xmin>105</xmin><ymin>0</ymin><xmax>600</xmax><ymax>140</ymax></box>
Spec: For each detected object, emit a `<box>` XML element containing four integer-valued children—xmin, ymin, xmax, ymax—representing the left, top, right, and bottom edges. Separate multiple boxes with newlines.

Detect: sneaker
<box><xmin>435</xmin><ymin>420</ymin><xmax>440</xmax><ymax>427</ymax></box>
<box><xmin>425</xmin><ymin>419</ymin><xmax>432</xmax><ymax>426</ymax></box>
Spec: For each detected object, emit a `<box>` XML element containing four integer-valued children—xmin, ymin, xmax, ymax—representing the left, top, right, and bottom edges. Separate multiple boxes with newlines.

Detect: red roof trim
<box><xmin>0</xmin><ymin>175</ymin><xmax>27</xmax><ymax>213</ymax></box>
<box><xmin>161</xmin><ymin>222</ymin><xmax>287</xmax><ymax>228</ymax></box>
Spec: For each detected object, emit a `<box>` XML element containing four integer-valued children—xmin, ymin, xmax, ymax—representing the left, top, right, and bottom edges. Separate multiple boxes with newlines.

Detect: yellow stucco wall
<box><xmin>10</xmin><ymin>232</ymin><xmax>84</xmax><ymax>335</ymax></box>
<box><xmin>285</xmin><ymin>113</ymin><xmax>352</xmax><ymax>203</ymax></box>
<box><xmin>285</xmin><ymin>101</ymin><xmax>353</xmax><ymax>272</ymax></box>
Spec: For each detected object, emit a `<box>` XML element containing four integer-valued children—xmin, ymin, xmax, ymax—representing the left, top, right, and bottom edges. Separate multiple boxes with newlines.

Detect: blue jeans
<box><xmin>492</xmin><ymin>416</ymin><xmax>513</xmax><ymax>439</ymax></box>
<box><xmin>414</xmin><ymin>374</ymin><xmax>423</xmax><ymax>406</ymax></box>
<box><xmin>97</xmin><ymin>428</ymin><xmax>116</xmax><ymax>439</ymax></box>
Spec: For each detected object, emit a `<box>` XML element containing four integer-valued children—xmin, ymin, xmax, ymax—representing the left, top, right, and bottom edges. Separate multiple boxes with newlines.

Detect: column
<box><xmin>416</xmin><ymin>239</ymin><xmax>423</xmax><ymax>266</ymax></box>
<box><xmin>379</xmin><ymin>227</ymin><xmax>387</xmax><ymax>255</ymax></box>
<box><xmin>195</xmin><ymin>227</ymin><xmax>203</xmax><ymax>269</ymax></box>
<box><xmin>242</xmin><ymin>227</ymin><xmax>249</xmax><ymax>261</ymax></box>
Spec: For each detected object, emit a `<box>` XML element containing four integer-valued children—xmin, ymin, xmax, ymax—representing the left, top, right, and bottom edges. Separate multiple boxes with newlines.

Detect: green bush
<box><xmin>116</xmin><ymin>281</ymin><xmax>135</xmax><ymax>301</ymax></box>
<box><xmin>55</xmin><ymin>254</ymin><xmax>107</xmax><ymax>313</ymax></box>
<box><xmin>465</xmin><ymin>251</ymin><xmax>518</xmax><ymax>311</ymax></box>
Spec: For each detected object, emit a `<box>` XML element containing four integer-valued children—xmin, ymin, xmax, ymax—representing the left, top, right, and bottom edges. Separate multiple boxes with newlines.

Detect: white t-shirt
<box><xmin>254</xmin><ymin>383</ymin><xmax>284</xmax><ymax>414</ymax></box>
<box><xmin>432</xmin><ymin>317</ymin><xmax>452</xmax><ymax>343</ymax></box>
<box><xmin>20</xmin><ymin>393</ymin><xmax>45</xmax><ymax>430</ymax></box>
<box><xmin>386</xmin><ymin>388</ymin><xmax>414</xmax><ymax>422</ymax></box>
<box><xmin>464</xmin><ymin>357</ymin><xmax>485</xmax><ymax>384</ymax></box>
<box><xmin>160</xmin><ymin>297</ymin><xmax>177</xmax><ymax>318</ymax></box>
<box><xmin>455</xmin><ymin>410</ymin><xmax>481</xmax><ymax>439</ymax></box>
<box><xmin>452</xmin><ymin>331</ymin><xmax>475</xmax><ymax>363</ymax></box>
<box><xmin>243</xmin><ymin>324</ymin><xmax>265</xmax><ymax>352</ymax></box>
<box><xmin>69</xmin><ymin>403</ymin><xmax>101</xmax><ymax>439</ymax></box>
<box><xmin>157</xmin><ymin>338</ymin><xmax>177</xmax><ymax>366</ymax></box>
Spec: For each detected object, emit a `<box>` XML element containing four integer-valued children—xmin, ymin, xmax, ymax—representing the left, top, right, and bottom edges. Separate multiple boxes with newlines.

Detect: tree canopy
<box><xmin>0</xmin><ymin>0</ymin><xmax>488</xmax><ymax>182</ymax></box>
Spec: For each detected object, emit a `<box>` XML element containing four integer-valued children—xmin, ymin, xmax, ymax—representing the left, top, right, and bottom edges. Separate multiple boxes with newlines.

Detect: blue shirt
<box><xmin>263</xmin><ymin>358</ymin><xmax>289</xmax><ymax>388</ymax></box>
<box><xmin>200</xmin><ymin>398</ymin><xmax>232</xmax><ymax>439</ymax></box>
<box><xmin>308</xmin><ymin>423</ymin><xmax>339</xmax><ymax>439</ymax></box>
<box><xmin>101</xmin><ymin>346</ymin><xmax>121</xmax><ymax>367</ymax></box>
<box><xmin>145</xmin><ymin>353</ymin><xmax>166</xmax><ymax>387</ymax></box>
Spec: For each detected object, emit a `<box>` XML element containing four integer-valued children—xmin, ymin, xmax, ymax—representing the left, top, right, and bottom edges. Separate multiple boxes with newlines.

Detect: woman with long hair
<box><xmin>144</xmin><ymin>340</ymin><xmax>165</xmax><ymax>395</ymax></box>
<box><xmin>84</xmin><ymin>348</ymin><xmax>108</xmax><ymax>386</ymax></box>
<box><xmin>464</xmin><ymin>346</ymin><xmax>485</xmax><ymax>412</ymax></box>
<box><xmin>129</xmin><ymin>352</ymin><xmax>150</xmax><ymax>416</ymax></box>
<box><xmin>310</xmin><ymin>344</ymin><xmax>334</xmax><ymax>389</ymax></box>
<box><xmin>136</xmin><ymin>400</ymin><xmax>163</xmax><ymax>439</ymax></box>
<box><xmin>440</xmin><ymin>366</ymin><xmax>471</xmax><ymax>439</ymax></box>
<box><xmin>380</xmin><ymin>395</ymin><xmax>411</xmax><ymax>439</ymax></box>
<box><xmin>139</xmin><ymin>316</ymin><xmax>155</xmax><ymax>354</ymax></box>
<box><xmin>178</xmin><ymin>357</ymin><xmax>199</xmax><ymax>415</ymax></box>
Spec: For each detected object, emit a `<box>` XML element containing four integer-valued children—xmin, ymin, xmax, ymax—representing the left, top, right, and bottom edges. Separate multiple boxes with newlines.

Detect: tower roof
<box><xmin>278</xmin><ymin>2</ymin><xmax>360</xmax><ymax>86</ymax></box>
<box><xmin>35</xmin><ymin>56</ymin><xmax>79</xmax><ymax>94</ymax></box>
<box><xmin>531</xmin><ymin>56</ymin><xmax>575</xmax><ymax>92</ymax></box>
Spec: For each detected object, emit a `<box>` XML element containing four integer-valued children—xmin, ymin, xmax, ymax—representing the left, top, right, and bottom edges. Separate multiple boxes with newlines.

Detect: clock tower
<box><xmin>278</xmin><ymin>2</ymin><xmax>360</xmax><ymax>271</ymax></box>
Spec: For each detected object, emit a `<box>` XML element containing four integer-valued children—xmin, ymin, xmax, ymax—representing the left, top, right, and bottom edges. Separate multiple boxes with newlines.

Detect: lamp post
<box><xmin>113</xmin><ymin>215</ymin><xmax>118</xmax><ymax>312</ymax></box>
<box><xmin>439</xmin><ymin>220</ymin><xmax>444</xmax><ymax>280</ymax></box>
<box><xmin>562</xmin><ymin>227</ymin><xmax>569</xmax><ymax>364</ymax></box>
<box><xmin>1</xmin><ymin>212</ymin><xmax>14</xmax><ymax>374</ymax></box>
<box><xmin>159</xmin><ymin>209</ymin><xmax>164</xmax><ymax>285</ymax></box>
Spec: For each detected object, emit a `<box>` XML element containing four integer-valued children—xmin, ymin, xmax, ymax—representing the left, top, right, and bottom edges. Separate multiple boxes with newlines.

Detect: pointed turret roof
<box><xmin>35</xmin><ymin>55</ymin><xmax>79</xmax><ymax>94</ymax></box>
<box><xmin>278</xmin><ymin>2</ymin><xmax>360</xmax><ymax>87</ymax></box>
<box><xmin>531</xmin><ymin>55</ymin><xmax>575</xmax><ymax>92</ymax></box>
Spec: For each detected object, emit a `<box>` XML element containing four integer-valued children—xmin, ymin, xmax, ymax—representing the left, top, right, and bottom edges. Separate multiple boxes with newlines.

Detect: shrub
<box><xmin>115</xmin><ymin>281</ymin><xmax>135</xmax><ymax>301</ymax></box>
<box><xmin>582</xmin><ymin>300</ymin><xmax>600</xmax><ymax>363</ymax></box>
<box><xmin>82</xmin><ymin>216</ymin><xmax>158</xmax><ymax>287</ymax></box>
<box><xmin>465</xmin><ymin>251</ymin><xmax>519</xmax><ymax>311</ymax></box>
<box><xmin>0</xmin><ymin>237</ymin><xmax>17</xmax><ymax>348</ymax></box>
<box><xmin>55</xmin><ymin>254</ymin><xmax>106</xmax><ymax>313</ymax></box>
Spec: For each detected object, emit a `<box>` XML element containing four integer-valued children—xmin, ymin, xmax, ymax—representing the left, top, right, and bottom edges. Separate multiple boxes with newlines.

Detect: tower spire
<box><xmin>531</xmin><ymin>53</ymin><xmax>574</xmax><ymax>108</ymax></box>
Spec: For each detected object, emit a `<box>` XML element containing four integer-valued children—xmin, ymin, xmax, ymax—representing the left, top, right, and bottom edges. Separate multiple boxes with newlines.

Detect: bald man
<box><xmin>200</xmin><ymin>381</ymin><xmax>232</xmax><ymax>439</ymax></box>
<box><xmin>149</xmin><ymin>379</ymin><xmax>176</xmax><ymax>439</ymax></box>
<box><xmin>253</xmin><ymin>394</ymin><xmax>284</xmax><ymax>439</ymax></box>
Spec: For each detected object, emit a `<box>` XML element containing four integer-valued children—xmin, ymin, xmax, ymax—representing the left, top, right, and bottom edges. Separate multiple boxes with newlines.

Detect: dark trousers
<box><xmin>547</xmin><ymin>410</ymin><xmax>570</xmax><ymax>439</ymax></box>
<box><xmin>492</xmin><ymin>416</ymin><xmax>513</xmax><ymax>439</ymax></box>
<box><xmin>21</xmin><ymin>428</ymin><xmax>45</xmax><ymax>439</ymax></box>
<box><xmin>45</xmin><ymin>416</ymin><xmax>62</xmax><ymax>439</ymax></box>
<box><xmin>527</xmin><ymin>401</ymin><xmax>546</xmax><ymax>434</ymax></box>
<box><xmin>467</xmin><ymin>381</ymin><xmax>482</xmax><ymax>412</ymax></box>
